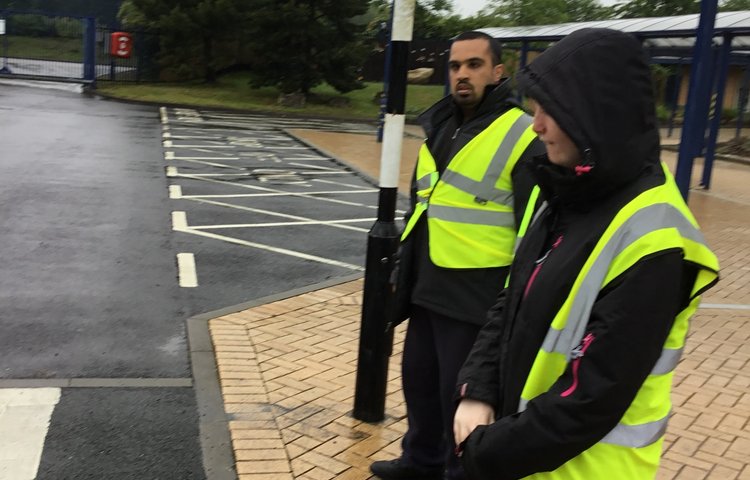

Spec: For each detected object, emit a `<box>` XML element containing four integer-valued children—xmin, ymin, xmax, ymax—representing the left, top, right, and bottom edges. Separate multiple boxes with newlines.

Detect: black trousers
<box><xmin>401</xmin><ymin>305</ymin><xmax>481</xmax><ymax>480</ymax></box>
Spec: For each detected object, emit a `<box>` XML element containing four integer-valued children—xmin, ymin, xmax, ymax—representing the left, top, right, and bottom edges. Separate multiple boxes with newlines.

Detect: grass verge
<box><xmin>95</xmin><ymin>72</ymin><xmax>445</xmax><ymax>122</ymax></box>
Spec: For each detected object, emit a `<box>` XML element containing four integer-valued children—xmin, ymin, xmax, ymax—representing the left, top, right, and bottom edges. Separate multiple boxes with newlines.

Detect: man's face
<box><xmin>448</xmin><ymin>38</ymin><xmax>503</xmax><ymax>112</ymax></box>
<box><xmin>530</xmin><ymin>100</ymin><xmax>582</xmax><ymax>169</ymax></box>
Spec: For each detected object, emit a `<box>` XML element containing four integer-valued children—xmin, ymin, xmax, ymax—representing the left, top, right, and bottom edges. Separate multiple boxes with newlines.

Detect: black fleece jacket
<box><xmin>455</xmin><ymin>29</ymin><xmax>716</xmax><ymax>479</ymax></box>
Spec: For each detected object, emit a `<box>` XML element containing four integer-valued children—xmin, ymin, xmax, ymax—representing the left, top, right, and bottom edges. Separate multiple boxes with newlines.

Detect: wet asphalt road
<box><xmin>0</xmin><ymin>83</ymin><xmax>404</xmax><ymax>478</ymax></box>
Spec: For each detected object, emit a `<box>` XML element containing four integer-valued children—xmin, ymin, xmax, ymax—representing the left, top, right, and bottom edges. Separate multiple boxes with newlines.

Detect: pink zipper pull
<box><xmin>561</xmin><ymin>333</ymin><xmax>595</xmax><ymax>398</ymax></box>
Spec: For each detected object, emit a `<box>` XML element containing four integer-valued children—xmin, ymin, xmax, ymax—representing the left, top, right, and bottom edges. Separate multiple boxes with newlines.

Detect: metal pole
<box><xmin>377</xmin><ymin>19</ymin><xmax>393</xmax><ymax>143</ymax></box>
<box><xmin>701</xmin><ymin>34</ymin><xmax>732</xmax><ymax>189</ymax></box>
<box><xmin>354</xmin><ymin>0</ymin><xmax>415</xmax><ymax>424</ymax></box>
<box><xmin>675</xmin><ymin>0</ymin><xmax>718</xmax><ymax>200</ymax></box>
<box><xmin>735</xmin><ymin>66</ymin><xmax>750</xmax><ymax>138</ymax></box>
<box><xmin>82</xmin><ymin>16</ymin><xmax>96</xmax><ymax>84</ymax></box>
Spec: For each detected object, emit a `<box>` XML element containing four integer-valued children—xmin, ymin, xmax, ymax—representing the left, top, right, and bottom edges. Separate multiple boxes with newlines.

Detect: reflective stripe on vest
<box><xmin>400</xmin><ymin>108</ymin><xmax>536</xmax><ymax>268</ymax></box>
<box><xmin>516</xmin><ymin>166</ymin><xmax>718</xmax><ymax>479</ymax></box>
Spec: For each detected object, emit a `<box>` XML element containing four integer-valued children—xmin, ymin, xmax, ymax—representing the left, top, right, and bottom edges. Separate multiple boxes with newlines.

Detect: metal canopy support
<box><xmin>668</xmin><ymin>65</ymin><xmax>684</xmax><ymax>138</ymax></box>
<box><xmin>735</xmin><ymin>66</ymin><xmax>750</xmax><ymax>138</ymax></box>
<box><xmin>702</xmin><ymin>34</ymin><xmax>733</xmax><ymax>189</ymax></box>
<box><xmin>676</xmin><ymin>0</ymin><xmax>718</xmax><ymax>200</ymax></box>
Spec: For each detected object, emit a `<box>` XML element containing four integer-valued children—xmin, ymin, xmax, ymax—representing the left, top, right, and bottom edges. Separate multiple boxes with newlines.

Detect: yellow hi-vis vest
<box><xmin>401</xmin><ymin>107</ymin><xmax>537</xmax><ymax>268</ymax></box>
<box><xmin>518</xmin><ymin>164</ymin><xmax>719</xmax><ymax>480</ymax></box>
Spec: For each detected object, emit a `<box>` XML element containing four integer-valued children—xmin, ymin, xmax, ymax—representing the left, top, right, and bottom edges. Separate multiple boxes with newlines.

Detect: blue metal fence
<box><xmin>0</xmin><ymin>9</ymin><xmax>159</xmax><ymax>84</ymax></box>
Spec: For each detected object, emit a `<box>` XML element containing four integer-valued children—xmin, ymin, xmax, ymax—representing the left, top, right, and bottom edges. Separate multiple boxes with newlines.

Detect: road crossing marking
<box><xmin>0</xmin><ymin>388</ymin><xmax>61</xmax><ymax>480</ymax></box>
<box><xmin>176</xmin><ymin>253</ymin><xmax>198</xmax><ymax>288</ymax></box>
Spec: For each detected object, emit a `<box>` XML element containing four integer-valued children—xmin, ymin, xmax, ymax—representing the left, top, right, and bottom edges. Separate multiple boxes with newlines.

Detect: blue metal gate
<box><xmin>0</xmin><ymin>9</ymin><xmax>95</xmax><ymax>83</ymax></box>
<box><xmin>0</xmin><ymin>10</ymin><xmax>159</xmax><ymax>84</ymax></box>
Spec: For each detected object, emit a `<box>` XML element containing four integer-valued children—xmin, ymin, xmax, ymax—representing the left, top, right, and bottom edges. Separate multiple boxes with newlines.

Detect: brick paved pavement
<box><xmin>207</xmin><ymin>129</ymin><xmax>750</xmax><ymax>480</ymax></box>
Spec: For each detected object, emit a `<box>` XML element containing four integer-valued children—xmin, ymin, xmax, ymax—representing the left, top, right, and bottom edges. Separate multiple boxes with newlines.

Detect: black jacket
<box><xmin>456</xmin><ymin>29</ymin><xmax>716</xmax><ymax>479</ymax></box>
<box><xmin>402</xmin><ymin>80</ymin><xmax>544</xmax><ymax>326</ymax></box>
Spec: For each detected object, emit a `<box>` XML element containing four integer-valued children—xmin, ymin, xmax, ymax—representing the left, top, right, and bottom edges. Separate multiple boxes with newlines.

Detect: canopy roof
<box><xmin>478</xmin><ymin>11</ymin><xmax>750</xmax><ymax>48</ymax></box>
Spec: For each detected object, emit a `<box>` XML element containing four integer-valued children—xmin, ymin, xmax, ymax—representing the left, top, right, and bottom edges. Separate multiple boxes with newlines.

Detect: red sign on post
<box><xmin>110</xmin><ymin>32</ymin><xmax>132</xmax><ymax>59</ymax></box>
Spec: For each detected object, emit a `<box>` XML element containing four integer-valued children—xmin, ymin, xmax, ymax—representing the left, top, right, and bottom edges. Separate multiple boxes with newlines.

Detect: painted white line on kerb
<box><xmin>699</xmin><ymin>303</ymin><xmax>750</xmax><ymax>310</ymax></box>
<box><xmin>163</xmin><ymin>140</ymin><xmax>173</xmax><ymax>148</ymax></box>
<box><xmin>172</xmin><ymin>211</ymin><xmax>188</xmax><ymax>230</ymax></box>
<box><xmin>159</xmin><ymin>106</ymin><xmax>168</xmax><ymax>124</ymax></box>
<box><xmin>166</xmin><ymin>166</ymin><xmax>178</xmax><ymax>177</ymax></box>
<box><xmin>169</xmin><ymin>185</ymin><xmax>182</xmax><ymax>199</ymax></box>
<box><xmin>176</xmin><ymin>253</ymin><xmax>198</xmax><ymax>288</ymax></box>
<box><xmin>0</xmin><ymin>388</ymin><xmax>61</xmax><ymax>479</ymax></box>
<box><xmin>165</xmin><ymin>151</ymin><xmax>175</xmax><ymax>161</ymax></box>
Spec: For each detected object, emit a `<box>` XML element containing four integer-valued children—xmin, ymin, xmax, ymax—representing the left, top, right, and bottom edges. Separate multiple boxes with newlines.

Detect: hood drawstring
<box><xmin>575</xmin><ymin>148</ymin><xmax>595</xmax><ymax>176</ymax></box>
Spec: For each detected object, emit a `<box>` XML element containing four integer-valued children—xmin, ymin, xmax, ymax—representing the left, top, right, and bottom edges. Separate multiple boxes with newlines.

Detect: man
<box><xmin>371</xmin><ymin>31</ymin><xmax>543</xmax><ymax>480</ymax></box>
<box><xmin>453</xmin><ymin>28</ymin><xmax>719</xmax><ymax>480</ymax></box>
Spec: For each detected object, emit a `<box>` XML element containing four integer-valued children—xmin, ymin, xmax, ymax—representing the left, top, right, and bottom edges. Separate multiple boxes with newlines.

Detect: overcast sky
<box><xmin>454</xmin><ymin>0</ymin><xmax>621</xmax><ymax>17</ymax></box>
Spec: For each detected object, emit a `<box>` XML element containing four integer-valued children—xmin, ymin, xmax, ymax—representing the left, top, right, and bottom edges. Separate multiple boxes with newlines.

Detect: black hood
<box><xmin>517</xmin><ymin>28</ymin><xmax>662</xmax><ymax>206</ymax></box>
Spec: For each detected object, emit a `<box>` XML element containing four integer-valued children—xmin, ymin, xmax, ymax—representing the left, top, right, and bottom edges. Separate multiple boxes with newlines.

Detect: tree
<box><xmin>244</xmin><ymin>0</ymin><xmax>369</xmax><ymax>95</ymax></box>
<box><xmin>118</xmin><ymin>0</ymin><xmax>248</xmax><ymax>82</ymax></box>
<box><xmin>614</xmin><ymin>0</ymin><xmax>700</xmax><ymax>18</ymax></box>
<box><xmin>482</xmin><ymin>0</ymin><xmax>612</xmax><ymax>26</ymax></box>
<box><xmin>720</xmin><ymin>0</ymin><xmax>750</xmax><ymax>11</ymax></box>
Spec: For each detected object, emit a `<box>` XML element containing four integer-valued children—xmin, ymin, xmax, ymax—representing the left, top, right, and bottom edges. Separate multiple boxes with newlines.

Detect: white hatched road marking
<box><xmin>185</xmin><ymin>198</ymin><xmax>371</xmax><ymax>233</ymax></box>
<box><xmin>172</xmin><ymin>214</ymin><xmax>363</xmax><ymax>271</ymax></box>
<box><xmin>161</xmin><ymin>107</ymin><xmax>383</xmax><ymax>277</ymax></box>
<box><xmin>0</xmin><ymin>388</ymin><xmax>61</xmax><ymax>480</ymax></box>
<box><xmin>172</xmin><ymin>171</ymin><xmax>379</xmax><ymax>210</ymax></box>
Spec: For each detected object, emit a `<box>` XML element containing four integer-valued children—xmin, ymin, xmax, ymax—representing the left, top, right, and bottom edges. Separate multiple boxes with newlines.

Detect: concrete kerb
<box><xmin>187</xmin><ymin>272</ymin><xmax>364</xmax><ymax>480</ymax></box>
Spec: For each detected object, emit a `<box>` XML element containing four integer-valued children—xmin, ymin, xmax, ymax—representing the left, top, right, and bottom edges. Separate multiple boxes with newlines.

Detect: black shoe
<box><xmin>370</xmin><ymin>458</ymin><xmax>443</xmax><ymax>480</ymax></box>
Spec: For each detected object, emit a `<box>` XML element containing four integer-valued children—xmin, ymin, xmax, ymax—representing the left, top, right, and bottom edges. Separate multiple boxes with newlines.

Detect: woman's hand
<box><xmin>454</xmin><ymin>399</ymin><xmax>495</xmax><ymax>447</ymax></box>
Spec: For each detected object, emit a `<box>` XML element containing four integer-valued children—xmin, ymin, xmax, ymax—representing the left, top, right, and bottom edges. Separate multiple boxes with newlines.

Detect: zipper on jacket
<box><xmin>523</xmin><ymin>234</ymin><xmax>563</xmax><ymax>299</ymax></box>
<box><xmin>561</xmin><ymin>333</ymin><xmax>595</xmax><ymax>398</ymax></box>
<box><xmin>452</xmin><ymin>127</ymin><xmax>461</xmax><ymax>139</ymax></box>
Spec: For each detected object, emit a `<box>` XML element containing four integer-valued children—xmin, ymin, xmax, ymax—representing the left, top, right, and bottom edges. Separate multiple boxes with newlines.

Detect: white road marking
<box><xmin>172</xmin><ymin>211</ymin><xmax>188</xmax><ymax>230</ymax></box>
<box><xmin>180</xmin><ymin>189</ymin><xmax>378</xmax><ymax>199</ymax></box>
<box><xmin>174</xmin><ymin>227</ymin><xmax>363</xmax><ymax>271</ymax></box>
<box><xmin>699</xmin><ymin>303</ymin><xmax>750</xmax><ymax>310</ymax></box>
<box><xmin>163</xmin><ymin>140</ymin><xmax>173</xmax><ymax>148</ymax></box>
<box><xmin>169</xmin><ymin>157</ymin><xmax>247</xmax><ymax>170</ymax></box>
<box><xmin>165</xmin><ymin>145</ymin><xmax>235</xmax><ymax>149</ymax></box>
<box><xmin>0</xmin><ymin>388</ymin><xmax>61</xmax><ymax>480</ymax></box>
<box><xmin>186</xmin><ymin>197</ymin><xmax>370</xmax><ymax>233</ymax></box>
<box><xmin>159</xmin><ymin>106</ymin><xmax>168</xmax><ymax>124</ymax></box>
<box><xmin>165</xmin><ymin>151</ymin><xmax>175</xmax><ymax>160</ymax></box>
<box><xmin>166</xmin><ymin>166</ymin><xmax>178</xmax><ymax>177</ymax></box>
<box><xmin>176</xmin><ymin>253</ymin><xmax>198</xmax><ymax>288</ymax></box>
<box><xmin>163</xmin><ymin>132</ymin><xmax>171</xmax><ymax>139</ymax></box>
<box><xmin>169</xmin><ymin>185</ymin><xmax>182</xmax><ymax>199</ymax></box>
<box><xmin>169</xmin><ymin>155</ymin><xmax>240</xmax><ymax>161</ymax></box>
<box><xmin>175</xmin><ymin>173</ymin><xmax>379</xmax><ymax>210</ymax></box>
<box><xmin>189</xmin><ymin>217</ymin><xmax>373</xmax><ymax>231</ymax></box>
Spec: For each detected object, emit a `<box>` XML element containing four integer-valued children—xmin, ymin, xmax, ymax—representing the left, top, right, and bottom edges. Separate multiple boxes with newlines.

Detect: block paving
<box><xmin>208</xmin><ymin>130</ymin><xmax>750</xmax><ymax>480</ymax></box>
